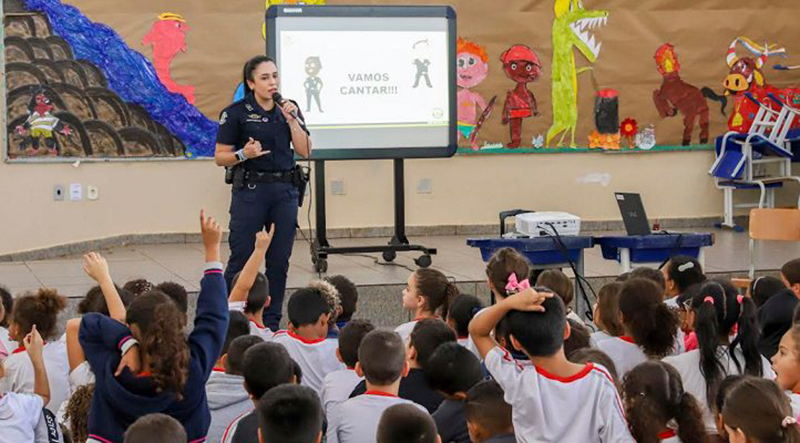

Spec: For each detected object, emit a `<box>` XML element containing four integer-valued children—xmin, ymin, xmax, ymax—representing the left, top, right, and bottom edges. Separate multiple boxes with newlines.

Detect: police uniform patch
<box><xmin>245</xmin><ymin>104</ymin><xmax>254</xmax><ymax>112</ymax></box>
<box><xmin>219</xmin><ymin>111</ymin><xmax>228</xmax><ymax>125</ymax></box>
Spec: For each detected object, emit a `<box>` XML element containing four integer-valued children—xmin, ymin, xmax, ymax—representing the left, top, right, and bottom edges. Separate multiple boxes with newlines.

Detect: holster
<box><xmin>292</xmin><ymin>165</ymin><xmax>310</xmax><ymax>207</ymax></box>
<box><xmin>228</xmin><ymin>165</ymin><xmax>246</xmax><ymax>189</ymax></box>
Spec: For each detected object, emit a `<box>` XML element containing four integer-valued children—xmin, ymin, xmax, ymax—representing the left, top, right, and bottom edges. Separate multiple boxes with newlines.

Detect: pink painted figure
<box><xmin>142</xmin><ymin>13</ymin><xmax>196</xmax><ymax>104</ymax></box>
<box><xmin>457</xmin><ymin>37</ymin><xmax>490</xmax><ymax>150</ymax></box>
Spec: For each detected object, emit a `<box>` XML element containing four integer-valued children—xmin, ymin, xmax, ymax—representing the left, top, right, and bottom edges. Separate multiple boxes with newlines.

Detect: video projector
<box><xmin>514</xmin><ymin>212</ymin><xmax>581</xmax><ymax>237</ymax></box>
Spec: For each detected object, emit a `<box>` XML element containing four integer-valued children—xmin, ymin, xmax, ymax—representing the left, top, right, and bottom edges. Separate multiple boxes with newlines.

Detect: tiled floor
<box><xmin>3</xmin><ymin>228</ymin><xmax>799</xmax><ymax>298</ymax></box>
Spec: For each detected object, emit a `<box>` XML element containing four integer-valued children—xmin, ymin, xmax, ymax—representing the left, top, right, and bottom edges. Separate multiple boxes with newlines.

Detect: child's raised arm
<box><xmin>24</xmin><ymin>325</ymin><xmax>50</xmax><ymax>406</ymax></box>
<box><xmin>229</xmin><ymin>224</ymin><xmax>274</xmax><ymax>304</ymax></box>
<box><xmin>468</xmin><ymin>288</ymin><xmax>552</xmax><ymax>359</ymax></box>
<box><xmin>83</xmin><ymin>252</ymin><xmax>126</xmax><ymax>322</ymax></box>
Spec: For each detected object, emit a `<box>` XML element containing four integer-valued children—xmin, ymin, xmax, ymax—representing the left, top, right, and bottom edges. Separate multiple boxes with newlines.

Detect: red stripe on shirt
<box><xmin>657</xmin><ymin>430</ymin><xmax>676</xmax><ymax>440</ymax></box>
<box><xmin>288</xmin><ymin>330</ymin><xmax>325</xmax><ymax>344</ymax></box>
<box><xmin>88</xmin><ymin>435</ymin><xmax>115</xmax><ymax>443</ymax></box>
<box><xmin>250</xmin><ymin>319</ymin><xmax>268</xmax><ymax>330</ymax></box>
<box><xmin>619</xmin><ymin>336</ymin><xmax>636</xmax><ymax>344</ymax></box>
<box><xmin>535</xmin><ymin>362</ymin><xmax>593</xmax><ymax>383</ymax></box>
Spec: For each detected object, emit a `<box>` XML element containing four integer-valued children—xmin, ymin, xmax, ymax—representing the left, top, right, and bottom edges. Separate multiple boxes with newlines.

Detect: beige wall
<box><xmin>0</xmin><ymin>147</ymin><xmax>734</xmax><ymax>255</ymax></box>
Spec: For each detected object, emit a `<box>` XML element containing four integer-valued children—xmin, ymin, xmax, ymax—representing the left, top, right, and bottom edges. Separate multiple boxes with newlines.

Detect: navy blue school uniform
<box><xmin>217</xmin><ymin>92</ymin><xmax>306</xmax><ymax>330</ymax></box>
<box><xmin>80</xmin><ymin>264</ymin><xmax>228</xmax><ymax>443</ymax></box>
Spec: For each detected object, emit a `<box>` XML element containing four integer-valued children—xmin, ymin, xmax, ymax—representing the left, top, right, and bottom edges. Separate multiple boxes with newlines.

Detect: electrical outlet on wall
<box><xmin>70</xmin><ymin>183</ymin><xmax>82</xmax><ymax>201</ymax></box>
<box><xmin>87</xmin><ymin>186</ymin><xmax>99</xmax><ymax>201</ymax></box>
<box><xmin>331</xmin><ymin>180</ymin><xmax>346</xmax><ymax>195</ymax></box>
<box><xmin>417</xmin><ymin>178</ymin><xmax>432</xmax><ymax>194</ymax></box>
<box><xmin>53</xmin><ymin>184</ymin><xmax>64</xmax><ymax>201</ymax></box>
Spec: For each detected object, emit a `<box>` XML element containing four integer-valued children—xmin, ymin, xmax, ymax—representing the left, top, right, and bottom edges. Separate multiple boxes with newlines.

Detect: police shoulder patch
<box><xmin>220</xmin><ymin>111</ymin><xmax>228</xmax><ymax>125</ymax></box>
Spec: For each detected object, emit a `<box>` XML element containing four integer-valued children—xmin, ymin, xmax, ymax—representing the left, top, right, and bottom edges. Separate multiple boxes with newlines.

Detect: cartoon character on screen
<box><xmin>412</xmin><ymin>39</ymin><xmax>432</xmax><ymax>88</ymax></box>
<box><xmin>500</xmin><ymin>44</ymin><xmax>542</xmax><ymax>149</ymax></box>
<box><xmin>15</xmin><ymin>90</ymin><xmax>72</xmax><ymax>156</ymax></box>
<box><xmin>457</xmin><ymin>37</ymin><xmax>495</xmax><ymax>150</ymax></box>
<box><xmin>304</xmin><ymin>56</ymin><xmax>324</xmax><ymax>112</ymax></box>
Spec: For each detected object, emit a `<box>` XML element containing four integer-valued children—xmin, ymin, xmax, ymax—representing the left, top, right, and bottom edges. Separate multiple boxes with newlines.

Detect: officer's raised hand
<box><xmin>243</xmin><ymin>137</ymin><xmax>269</xmax><ymax>159</ymax></box>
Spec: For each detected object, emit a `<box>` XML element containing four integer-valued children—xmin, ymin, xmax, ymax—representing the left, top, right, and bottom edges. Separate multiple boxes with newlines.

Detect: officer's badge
<box><xmin>219</xmin><ymin>111</ymin><xmax>227</xmax><ymax>125</ymax></box>
<box><xmin>245</xmin><ymin>104</ymin><xmax>254</xmax><ymax>112</ymax></box>
<box><xmin>248</xmin><ymin>113</ymin><xmax>261</xmax><ymax>119</ymax></box>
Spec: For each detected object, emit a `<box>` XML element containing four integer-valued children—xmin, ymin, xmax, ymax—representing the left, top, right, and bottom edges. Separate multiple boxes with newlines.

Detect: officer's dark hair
<box><xmin>243</xmin><ymin>55</ymin><xmax>277</xmax><ymax>95</ymax></box>
<box><xmin>287</xmin><ymin>287</ymin><xmax>330</xmax><ymax>328</ymax></box>
<box><xmin>226</xmin><ymin>334</ymin><xmax>263</xmax><ymax>376</ymax></box>
<box><xmin>507</xmin><ymin>286</ymin><xmax>566</xmax><ymax>357</ymax></box>
<box><xmin>222</xmin><ymin>310</ymin><xmax>251</xmax><ymax>356</ymax></box>
<box><xmin>232</xmin><ymin>271</ymin><xmax>270</xmax><ymax>315</ymax></box>
<box><xmin>242</xmin><ymin>342</ymin><xmax>295</xmax><ymax>399</ymax></box>
<box><xmin>257</xmin><ymin>384</ymin><xmax>323</xmax><ymax>443</ymax></box>
<box><xmin>338</xmin><ymin>319</ymin><xmax>375</xmax><ymax>369</ymax></box>
<box><xmin>424</xmin><ymin>342</ymin><xmax>484</xmax><ymax>396</ymax></box>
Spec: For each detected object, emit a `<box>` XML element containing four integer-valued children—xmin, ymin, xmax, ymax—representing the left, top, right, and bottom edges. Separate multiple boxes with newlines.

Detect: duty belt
<box><xmin>246</xmin><ymin>170</ymin><xmax>293</xmax><ymax>183</ymax></box>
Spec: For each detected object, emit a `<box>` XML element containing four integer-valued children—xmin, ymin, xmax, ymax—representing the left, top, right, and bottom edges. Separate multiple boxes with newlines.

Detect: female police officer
<box><xmin>215</xmin><ymin>55</ymin><xmax>311</xmax><ymax>330</ymax></box>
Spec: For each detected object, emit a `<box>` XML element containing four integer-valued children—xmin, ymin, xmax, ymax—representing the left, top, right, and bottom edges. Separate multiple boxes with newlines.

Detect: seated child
<box><xmin>446</xmin><ymin>294</ymin><xmax>483</xmax><ymax>358</ymax></box>
<box><xmin>272</xmin><ymin>282</ymin><xmax>344</xmax><ymax>395</ymax></box>
<box><xmin>469</xmin><ymin>287</ymin><xmax>633</xmax><ymax>441</ymax></box>
<box><xmin>590</xmin><ymin>282</ymin><xmax>624</xmax><ymax>346</ymax></box>
<box><xmin>0</xmin><ymin>285</ymin><xmax>15</xmax><ymax>355</ymax></box>
<box><xmin>759</xmin><ymin>258</ymin><xmax>800</xmax><ymax>359</ymax></box>
<box><xmin>484</xmin><ymin>247</ymin><xmax>530</xmax><ymax>304</ymax></box>
<box><xmin>222</xmin><ymin>341</ymin><xmax>298</xmax><ymax>443</ymax></box>
<box><xmin>0</xmin><ymin>326</ymin><xmax>55</xmax><ymax>442</ymax></box>
<box><xmin>322</xmin><ymin>320</ymin><xmax>374</xmax><ymax>422</ymax></box>
<box><xmin>712</xmin><ymin>375</ymin><xmax>743</xmax><ymax>439</ymax></box>
<box><xmin>78</xmin><ymin>210</ymin><xmax>228</xmax><ymax>442</ymax></box>
<box><xmin>352</xmin><ymin>319</ymin><xmax>455</xmax><ymax>413</ymax></box>
<box><xmin>122</xmin><ymin>278</ymin><xmax>153</xmax><ymax>297</ymax></box>
<box><xmin>155</xmin><ymin>281</ymin><xmax>189</xmax><ymax>314</ymax></box>
<box><xmin>425</xmin><ymin>342</ymin><xmax>484</xmax><ymax>443</ymax></box>
<box><xmin>622</xmin><ymin>361</ymin><xmax>708</xmax><ymax>442</ymax></box>
<box><xmin>396</xmin><ymin>269</ymin><xmax>459</xmax><ymax>342</ymax></box>
<box><xmin>722</xmin><ymin>376</ymin><xmax>800</xmax><ymax>442</ymax></box>
<box><xmin>256</xmin><ymin>384</ymin><xmax>324</xmax><ymax>443</ymax></box>
<box><xmin>628</xmin><ymin>267</ymin><xmax>666</xmax><ymax>292</ymax></box>
<box><xmin>212</xmin><ymin>310</ymin><xmax>251</xmax><ymax>371</ymax></box>
<box><xmin>596</xmin><ymin>278</ymin><xmax>678</xmax><ymax>377</ymax></box>
<box><xmin>0</xmin><ymin>288</ymin><xmax>70</xmax><ymax>412</ymax></box>
<box><xmin>207</xmin><ymin>332</ymin><xmax>264</xmax><ymax>443</ymax></box>
<box><xmin>228</xmin><ymin>227</ymin><xmax>274</xmax><ymax>339</ymax></box>
<box><xmin>377</xmin><ymin>403</ymin><xmax>440</xmax><ymax>443</ymax></box>
<box><xmin>326</xmin><ymin>275</ymin><xmax>359</xmax><ymax>330</ymax></box>
<box><xmin>535</xmin><ymin>270</ymin><xmax>578</xmax><ymax>322</ymax></box>
<box><xmin>330</xmin><ymin>330</ymin><xmax>426</xmax><ymax>443</ymax></box>
<box><xmin>123</xmin><ymin>413</ymin><xmax>187</xmax><ymax>443</ymax></box>
<box><xmin>769</xmin><ymin>324</ymin><xmax>800</xmax><ymax>416</ymax></box>
<box><xmin>563</xmin><ymin>319</ymin><xmax>591</xmax><ymax>357</ymax></box>
<box><xmin>661</xmin><ymin>255</ymin><xmax>706</xmax><ymax>308</ymax></box>
<box><xmin>464</xmin><ymin>380</ymin><xmax>514</xmax><ymax>443</ymax></box>
<box><xmin>749</xmin><ymin>276</ymin><xmax>786</xmax><ymax>308</ymax></box>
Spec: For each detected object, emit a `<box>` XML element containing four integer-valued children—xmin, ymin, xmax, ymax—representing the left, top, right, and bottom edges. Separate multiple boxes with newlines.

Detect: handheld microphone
<box><xmin>272</xmin><ymin>92</ymin><xmax>309</xmax><ymax>134</ymax></box>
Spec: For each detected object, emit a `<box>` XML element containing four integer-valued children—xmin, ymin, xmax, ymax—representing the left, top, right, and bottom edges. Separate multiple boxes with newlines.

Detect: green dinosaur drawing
<box><xmin>547</xmin><ymin>0</ymin><xmax>608</xmax><ymax>147</ymax></box>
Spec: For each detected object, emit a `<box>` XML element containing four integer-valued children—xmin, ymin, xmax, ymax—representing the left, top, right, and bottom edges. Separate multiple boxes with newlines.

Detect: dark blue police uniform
<box><xmin>217</xmin><ymin>92</ymin><xmax>304</xmax><ymax>330</ymax></box>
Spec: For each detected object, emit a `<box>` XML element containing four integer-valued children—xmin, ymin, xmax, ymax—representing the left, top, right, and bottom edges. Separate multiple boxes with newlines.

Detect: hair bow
<box><xmin>505</xmin><ymin>273</ymin><xmax>531</xmax><ymax>294</ymax></box>
<box><xmin>703</xmin><ymin>296</ymin><xmax>715</xmax><ymax>305</ymax></box>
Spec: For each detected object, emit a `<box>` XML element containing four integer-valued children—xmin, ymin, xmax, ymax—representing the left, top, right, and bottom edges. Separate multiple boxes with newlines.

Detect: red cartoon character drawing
<box><xmin>457</xmin><ymin>37</ymin><xmax>492</xmax><ymax>150</ymax></box>
<box><xmin>500</xmin><ymin>45</ymin><xmax>541</xmax><ymax>149</ymax></box>
<box><xmin>15</xmin><ymin>90</ymin><xmax>72</xmax><ymax>156</ymax></box>
<box><xmin>142</xmin><ymin>13</ymin><xmax>195</xmax><ymax>104</ymax></box>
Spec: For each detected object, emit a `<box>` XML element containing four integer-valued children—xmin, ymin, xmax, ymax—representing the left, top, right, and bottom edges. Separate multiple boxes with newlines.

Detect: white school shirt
<box><xmin>788</xmin><ymin>391</ymin><xmax>800</xmax><ymax>419</ymax></box>
<box><xmin>321</xmin><ymin>368</ymin><xmax>362</xmax><ymax>428</ymax></box>
<box><xmin>595</xmin><ymin>336</ymin><xmax>648</xmax><ymax>378</ymax></box>
<box><xmin>272</xmin><ymin>331</ymin><xmax>344</xmax><ymax>395</ymax></box>
<box><xmin>664</xmin><ymin>346</ymin><xmax>775</xmax><ymax>434</ymax></box>
<box><xmin>485</xmin><ymin>346</ymin><xmax>634</xmax><ymax>443</ymax></box>
<box><xmin>56</xmin><ymin>360</ymin><xmax>96</xmax><ymax>426</ymax></box>
<box><xmin>590</xmin><ymin>330</ymin><xmax>614</xmax><ymax>347</ymax></box>
<box><xmin>228</xmin><ymin>301</ymin><xmax>274</xmax><ymax>341</ymax></box>
<box><xmin>394</xmin><ymin>319</ymin><xmax>422</xmax><ymax>343</ymax></box>
<box><xmin>0</xmin><ymin>328</ymin><xmax>17</xmax><ymax>360</ymax></box>
<box><xmin>0</xmin><ymin>391</ymin><xmax>43</xmax><ymax>442</ymax></box>
<box><xmin>457</xmin><ymin>337</ymin><xmax>481</xmax><ymax>359</ymax></box>
<box><xmin>329</xmin><ymin>391</ymin><xmax>427</xmax><ymax>443</ymax></box>
<box><xmin>0</xmin><ymin>341</ymin><xmax>70</xmax><ymax>412</ymax></box>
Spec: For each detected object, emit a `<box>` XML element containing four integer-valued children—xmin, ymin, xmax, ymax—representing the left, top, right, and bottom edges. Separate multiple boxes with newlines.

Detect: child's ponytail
<box><xmin>691</xmin><ymin>285</ymin><xmax>724</xmax><ymax>410</ymax></box>
<box><xmin>730</xmin><ymin>294</ymin><xmax>763</xmax><ymax>379</ymax></box>
<box><xmin>126</xmin><ymin>291</ymin><xmax>190</xmax><ymax>399</ymax></box>
<box><xmin>619</xmin><ymin>278</ymin><xmax>678</xmax><ymax>358</ymax></box>
<box><xmin>674</xmin><ymin>391</ymin><xmax>709</xmax><ymax>443</ymax></box>
<box><xmin>415</xmin><ymin>268</ymin><xmax>458</xmax><ymax>318</ymax></box>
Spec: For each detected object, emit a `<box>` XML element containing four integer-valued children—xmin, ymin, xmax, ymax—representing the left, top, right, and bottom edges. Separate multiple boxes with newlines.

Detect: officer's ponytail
<box><xmin>242</xmin><ymin>55</ymin><xmax>276</xmax><ymax>96</ymax></box>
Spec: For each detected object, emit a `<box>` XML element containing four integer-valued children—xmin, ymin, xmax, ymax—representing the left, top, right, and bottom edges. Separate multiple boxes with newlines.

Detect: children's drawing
<box><xmin>304</xmin><ymin>56</ymin><xmax>323</xmax><ymax>112</ymax></box>
<box><xmin>142</xmin><ymin>13</ymin><xmax>195</xmax><ymax>104</ymax></box>
<box><xmin>500</xmin><ymin>44</ymin><xmax>542</xmax><ymax>149</ymax></box>
<box><xmin>547</xmin><ymin>0</ymin><xmax>608</xmax><ymax>147</ymax></box>
<box><xmin>15</xmin><ymin>89</ymin><xmax>72</xmax><ymax>155</ymax></box>
<box><xmin>652</xmin><ymin>43</ymin><xmax>725</xmax><ymax>145</ymax></box>
<box><xmin>456</xmin><ymin>37</ymin><xmax>492</xmax><ymax>150</ymax></box>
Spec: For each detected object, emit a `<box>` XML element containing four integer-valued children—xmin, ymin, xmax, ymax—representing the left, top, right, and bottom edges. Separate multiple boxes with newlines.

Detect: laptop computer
<box><xmin>615</xmin><ymin>192</ymin><xmax>652</xmax><ymax>236</ymax></box>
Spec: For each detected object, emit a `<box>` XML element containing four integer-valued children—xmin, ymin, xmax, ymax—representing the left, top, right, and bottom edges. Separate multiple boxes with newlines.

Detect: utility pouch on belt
<box><xmin>292</xmin><ymin>165</ymin><xmax>310</xmax><ymax>207</ymax></box>
<box><xmin>231</xmin><ymin>165</ymin><xmax>246</xmax><ymax>190</ymax></box>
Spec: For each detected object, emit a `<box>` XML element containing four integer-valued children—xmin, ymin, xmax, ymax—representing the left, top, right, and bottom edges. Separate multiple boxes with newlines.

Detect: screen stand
<box><xmin>310</xmin><ymin>158</ymin><xmax>437</xmax><ymax>273</ymax></box>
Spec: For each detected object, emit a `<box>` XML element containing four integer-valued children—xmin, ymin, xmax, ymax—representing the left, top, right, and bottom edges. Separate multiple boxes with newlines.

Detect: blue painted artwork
<box><xmin>25</xmin><ymin>0</ymin><xmax>218</xmax><ymax>157</ymax></box>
